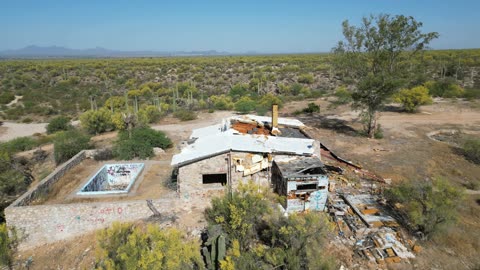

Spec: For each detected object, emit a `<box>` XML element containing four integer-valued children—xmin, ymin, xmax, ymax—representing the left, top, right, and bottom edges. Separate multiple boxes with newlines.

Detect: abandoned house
<box><xmin>170</xmin><ymin>106</ymin><xmax>326</xmax><ymax>204</ymax></box>
<box><xmin>272</xmin><ymin>157</ymin><xmax>329</xmax><ymax>212</ymax></box>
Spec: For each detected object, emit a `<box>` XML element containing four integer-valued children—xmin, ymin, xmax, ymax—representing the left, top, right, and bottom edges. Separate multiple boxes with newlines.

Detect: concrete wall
<box><xmin>5</xmin><ymin>198</ymin><xmax>177</xmax><ymax>250</ymax></box>
<box><xmin>11</xmin><ymin>150</ymin><xmax>87</xmax><ymax>207</ymax></box>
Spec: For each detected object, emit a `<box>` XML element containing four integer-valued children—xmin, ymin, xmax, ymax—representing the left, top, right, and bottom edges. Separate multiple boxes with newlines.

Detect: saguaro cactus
<box><xmin>202</xmin><ymin>233</ymin><xmax>226</xmax><ymax>270</ymax></box>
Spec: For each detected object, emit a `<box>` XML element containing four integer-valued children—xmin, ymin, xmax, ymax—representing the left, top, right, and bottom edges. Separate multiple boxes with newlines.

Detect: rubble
<box><xmin>323</xmin><ymin>144</ymin><xmax>419</xmax><ymax>266</ymax></box>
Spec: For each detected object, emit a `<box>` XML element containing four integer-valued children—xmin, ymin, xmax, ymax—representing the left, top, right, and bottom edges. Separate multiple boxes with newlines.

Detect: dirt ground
<box><xmin>10</xmin><ymin>100</ymin><xmax>480</xmax><ymax>269</ymax></box>
<box><xmin>0</xmin><ymin>121</ymin><xmax>47</xmax><ymax>142</ymax></box>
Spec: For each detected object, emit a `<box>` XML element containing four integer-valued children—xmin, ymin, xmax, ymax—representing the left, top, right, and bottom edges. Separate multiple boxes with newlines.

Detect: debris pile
<box><xmin>323</xmin><ymin>145</ymin><xmax>419</xmax><ymax>266</ymax></box>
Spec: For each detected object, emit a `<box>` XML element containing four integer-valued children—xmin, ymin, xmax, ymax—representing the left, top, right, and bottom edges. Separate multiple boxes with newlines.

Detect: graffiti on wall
<box><xmin>55</xmin><ymin>206</ymin><xmax>125</xmax><ymax>232</ymax></box>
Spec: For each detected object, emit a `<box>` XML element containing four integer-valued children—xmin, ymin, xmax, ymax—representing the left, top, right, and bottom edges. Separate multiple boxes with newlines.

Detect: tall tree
<box><xmin>333</xmin><ymin>14</ymin><xmax>438</xmax><ymax>138</ymax></box>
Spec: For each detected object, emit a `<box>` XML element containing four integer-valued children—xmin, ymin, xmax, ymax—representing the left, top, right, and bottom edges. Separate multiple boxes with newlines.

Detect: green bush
<box><xmin>297</xmin><ymin>74</ymin><xmax>314</xmax><ymax>84</ymax></box>
<box><xmin>205</xmin><ymin>181</ymin><xmax>272</xmax><ymax>252</ymax></box>
<box><xmin>80</xmin><ymin>109</ymin><xmax>113</xmax><ymax>134</ymax></box>
<box><xmin>53</xmin><ymin>130</ymin><xmax>91</xmax><ymax>164</ymax></box>
<box><xmin>95</xmin><ymin>223</ymin><xmax>203</xmax><ymax>270</ymax></box>
<box><xmin>374</xmin><ymin>124</ymin><xmax>384</xmax><ymax>139</ymax></box>
<box><xmin>394</xmin><ymin>86</ymin><xmax>432</xmax><ymax>112</ymax></box>
<box><xmin>228</xmin><ymin>83</ymin><xmax>251</xmax><ymax>101</ymax></box>
<box><xmin>206</xmin><ymin>182</ymin><xmax>335</xmax><ymax>269</ymax></box>
<box><xmin>174</xmin><ymin>110</ymin><xmax>197</xmax><ymax>121</ymax></box>
<box><xmin>333</xmin><ymin>86</ymin><xmax>353</xmax><ymax>104</ymax></box>
<box><xmin>424</xmin><ymin>80</ymin><xmax>465</xmax><ymax>98</ymax></box>
<box><xmin>0</xmin><ymin>137</ymin><xmax>37</xmax><ymax>154</ymax></box>
<box><xmin>0</xmin><ymin>92</ymin><xmax>14</xmax><ymax>105</ymax></box>
<box><xmin>290</xmin><ymin>83</ymin><xmax>305</xmax><ymax>96</ymax></box>
<box><xmin>0</xmin><ymin>224</ymin><xmax>18</xmax><ymax>268</ymax></box>
<box><xmin>234</xmin><ymin>96</ymin><xmax>256</xmax><ymax>114</ymax></box>
<box><xmin>21</xmin><ymin>117</ymin><xmax>33</xmax><ymax>123</ymax></box>
<box><xmin>463</xmin><ymin>88</ymin><xmax>480</xmax><ymax>100</ymax></box>
<box><xmin>114</xmin><ymin>127</ymin><xmax>172</xmax><ymax>160</ymax></box>
<box><xmin>0</xmin><ymin>151</ymin><xmax>30</xmax><ymax>223</ymax></box>
<box><xmin>47</xmin><ymin>115</ymin><xmax>72</xmax><ymax>134</ymax></box>
<box><xmin>210</xmin><ymin>95</ymin><xmax>234</xmax><ymax>110</ymax></box>
<box><xmin>462</xmin><ymin>137</ymin><xmax>480</xmax><ymax>164</ymax></box>
<box><xmin>303</xmin><ymin>102</ymin><xmax>320</xmax><ymax>114</ymax></box>
<box><xmin>255</xmin><ymin>93</ymin><xmax>283</xmax><ymax>115</ymax></box>
<box><xmin>385</xmin><ymin>177</ymin><xmax>464</xmax><ymax>237</ymax></box>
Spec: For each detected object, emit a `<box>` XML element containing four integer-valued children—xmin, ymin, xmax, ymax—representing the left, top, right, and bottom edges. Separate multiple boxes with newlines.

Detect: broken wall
<box><xmin>177</xmin><ymin>152</ymin><xmax>271</xmax><ymax>200</ymax></box>
<box><xmin>286</xmin><ymin>175</ymin><xmax>329</xmax><ymax>212</ymax></box>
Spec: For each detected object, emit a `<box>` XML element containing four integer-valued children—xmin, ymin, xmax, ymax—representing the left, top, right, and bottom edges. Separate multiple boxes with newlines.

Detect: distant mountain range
<box><xmin>0</xmin><ymin>45</ymin><xmax>232</xmax><ymax>58</ymax></box>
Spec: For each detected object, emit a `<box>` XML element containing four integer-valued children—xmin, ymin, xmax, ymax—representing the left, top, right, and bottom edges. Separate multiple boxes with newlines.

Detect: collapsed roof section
<box><xmin>171</xmin><ymin>115</ymin><xmax>316</xmax><ymax>167</ymax></box>
<box><xmin>273</xmin><ymin>157</ymin><xmax>327</xmax><ymax>178</ymax></box>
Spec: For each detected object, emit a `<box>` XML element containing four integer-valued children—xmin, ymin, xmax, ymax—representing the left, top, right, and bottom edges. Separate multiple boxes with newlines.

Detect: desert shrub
<box><xmin>0</xmin><ymin>150</ymin><xmax>31</xmax><ymax>205</ymax></box>
<box><xmin>46</xmin><ymin>115</ymin><xmax>72</xmax><ymax>134</ymax></box>
<box><xmin>255</xmin><ymin>93</ymin><xmax>283</xmax><ymax>115</ymax></box>
<box><xmin>174</xmin><ymin>110</ymin><xmax>197</xmax><ymax>121</ymax></box>
<box><xmin>114</xmin><ymin>127</ymin><xmax>172</xmax><ymax>160</ymax></box>
<box><xmin>290</xmin><ymin>83</ymin><xmax>305</xmax><ymax>96</ymax></box>
<box><xmin>21</xmin><ymin>117</ymin><xmax>33</xmax><ymax>123</ymax></box>
<box><xmin>104</xmin><ymin>96</ymin><xmax>126</xmax><ymax>111</ymax></box>
<box><xmin>333</xmin><ymin>86</ymin><xmax>353</xmax><ymax>104</ymax></box>
<box><xmin>0</xmin><ymin>92</ymin><xmax>14</xmax><ymax>105</ymax></box>
<box><xmin>297</xmin><ymin>74</ymin><xmax>314</xmax><ymax>84</ymax></box>
<box><xmin>303</xmin><ymin>102</ymin><xmax>320</xmax><ymax>114</ymax></box>
<box><xmin>385</xmin><ymin>177</ymin><xmax>464</xmax><ymax>238</ymax></box>
<box><xmin>206</xmin><ymin>181</ymin><xmax>335</xmax><ymax>269</ymax></box>
<box><xmin>141</xmin><ymin>105</ymin><xmax>162</xmax><ymax>123</ymax></box>
<box><xmin>462</xmin><ymin>137</ymin><xmax>480</xmax><ymax>164</ymax></box>
<box><xmin>0</xmin><ymin>137</ymin><xmax>37</xmax><ymax>154</ymax></box>
<box><xmin>93</xmin><ymin>148</ymin><xmax>114</xmax><ymax>161</ymax></box>
<box><xmin>80</xmin><ymin>108</ymin><xmax>113</xmax><ymax>134</ymax></box>
<box><xmin>53</xmin><ymin>130</ymin><xmax>91</xmax><ymax>164</ymax></box>
<box><xmin>374</xmin><ymin>124</ymin><xmax>384</xmax><ymax>139</ymax></box>
<box><xmin>0</xmin><ymin>224</ymin><xmax>18</xmax><ymax>268</ymax></box>
<box><xmin>463</xmin><ymin>88</ymin><xmax>480</xmax><ymax>100</ymax></box>
<box><xmin>394</xmin><ymin>86</ymin><xmax>432</xmax><ymax>112</ymax></box>
<box><xmin>210</xmin><ymin>95</ymin><xmax>234</xmax><ymax>110</ymax></box>
<box><xmin>205</xmin><ymin>181</ymin><xmax>272</xmax><ymax>252</ymax></box>
<box><xmin>95</xmin><ymin>222</ymin><xmax>203</xmax><ymax>270</ymax></box>
<box><xmin>297</xmin><ymin>73</ymin><xmax>314</xmax><ymax>84</ymax></box>
<box><xmin>234</xmin><ymin>96</ymin><xmax>256</xmax><ymax>114</ymax></box>
<box><xmin>228</xmin><ymin>83</ymin><xmax>251</xmax><ymax>101</ymax></box>
<box><xmin>111</xmin><ymin>112</ymin><xmax>126</xmax><ymax>130</ymax></box>
<box><xmin>424</xmin><ymin>80</ymin><xmax>465</xmax><ymax>98</ymax></box>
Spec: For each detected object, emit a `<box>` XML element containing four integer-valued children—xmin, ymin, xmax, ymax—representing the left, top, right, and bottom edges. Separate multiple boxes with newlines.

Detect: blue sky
<box><xmin>2</xmin><ymin>0</ymin><xmax>479</xmax><ymax>53</ymax></box>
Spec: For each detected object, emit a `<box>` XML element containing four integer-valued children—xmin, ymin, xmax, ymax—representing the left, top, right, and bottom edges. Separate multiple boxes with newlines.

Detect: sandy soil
<box><xmin>0</xmin><ymin>121</ymin><xmax>47</xmax><ymax>142</ymax></box>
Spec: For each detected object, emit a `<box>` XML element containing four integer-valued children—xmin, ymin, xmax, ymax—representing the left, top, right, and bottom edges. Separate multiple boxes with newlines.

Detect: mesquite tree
<box><xmin>333</xmin><ymin>14</ymin><xmax>438</xmax><ymax>138</ymax></box>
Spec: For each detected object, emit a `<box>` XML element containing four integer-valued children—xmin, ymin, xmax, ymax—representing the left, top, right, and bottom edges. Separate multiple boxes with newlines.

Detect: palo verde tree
<box><xmin>333</xmin><ymin>14</ymin><xmax>438</xmax><ymax>138</ymax></box>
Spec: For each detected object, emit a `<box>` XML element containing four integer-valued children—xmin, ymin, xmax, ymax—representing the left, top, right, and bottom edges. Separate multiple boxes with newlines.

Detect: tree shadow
<box><xmin>452</xmin><ymin>146</ymin><xmax>480</xmax><ymax>165</ymax></box>
<box><xmin>382</xmin><ymin>105</ymin><xmax>405</xmax><ymax>113</ymax></box>
<box><xmin>296</xmin><ymin>114</ymin><xmax>359</xmax><ymax>136</ymax></box>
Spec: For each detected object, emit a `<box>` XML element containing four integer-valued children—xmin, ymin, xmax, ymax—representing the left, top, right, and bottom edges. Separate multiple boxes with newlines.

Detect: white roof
<box><xmin>171</xmin><ymin>115</ymin><xmax>314</xmax><ymax>166</ymax></box>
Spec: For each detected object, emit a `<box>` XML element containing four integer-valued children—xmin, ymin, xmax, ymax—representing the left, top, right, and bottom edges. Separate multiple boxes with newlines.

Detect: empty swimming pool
<box><xmin>77</xmin><ymin>163</ymin><xmax>144</xmax><ymax>195</ymax></box>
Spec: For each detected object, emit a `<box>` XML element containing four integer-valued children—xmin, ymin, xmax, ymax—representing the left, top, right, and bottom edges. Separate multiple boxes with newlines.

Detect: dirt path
<box><xmin>0</xmin><ymin>122</ymin><xmax>47</xmax><ymax>142</ymax></box>
<box><xmin>6</xmin><ymin>95</ymin><xmax>23</xmax><ymax>107</ymax></box>
<box><xmin>151</xmin><ymin>110</ymin><xmax>235</xmax><ymax>142</ymax></box>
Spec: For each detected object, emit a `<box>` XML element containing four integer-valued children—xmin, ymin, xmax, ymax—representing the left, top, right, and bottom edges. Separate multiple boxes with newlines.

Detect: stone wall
<box><xmin>178</xmin><ymin>153</ymin><xmax>230</xmax><ymax>200</ymax></box>
<box><xmin>178</xmin><ymin>151</ymin><xmax>276</xmax><ymax>200</ymax></box>
<box><xmin>11</xmin><ymin>150</ymin><xmax>87</xmax><ymax>207</ymax></box>
<box><xmin>5</xmin><ymin>198</ymin><xmax>178</xmax><ymax>250</ymax></box>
